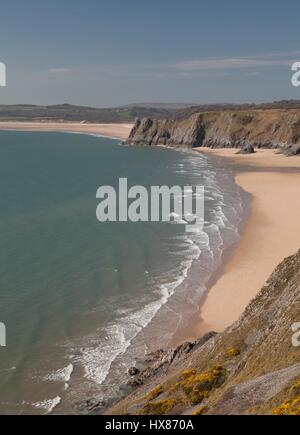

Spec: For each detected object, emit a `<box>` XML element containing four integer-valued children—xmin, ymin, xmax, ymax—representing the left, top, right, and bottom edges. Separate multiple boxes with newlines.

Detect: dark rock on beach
<box><xmin>128</xmin><ymin>367</ymin><xmax>140</xmax><ymax>377</ymax></box>
<box><xmin>75</xmin><ymin>398</ymin><xmax>106</xmax><ymax>414</ymax></box>
<box><xmin>237</xmin><ymin>144</ymin><xmax>255</xmax><ymax>154</ymax></box>
<box><xmin>284</xmin><ymin>143</ymin><xmax>300</xmax><ymax>156</ymax></box>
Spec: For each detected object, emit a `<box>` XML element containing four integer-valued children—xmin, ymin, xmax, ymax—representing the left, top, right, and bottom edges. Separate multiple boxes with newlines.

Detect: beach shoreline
<box><xmin>172</xmin><ymin>148</ymin><xmax>300</xmax><ymax>345</ymax></box>
<box><xmin>0</xmin><ymin>121</ymin><xmax>133</xmax><ymax>141</ymax></box>
<box><xmin>2</xmin><ymin>124</ymin><xmax>299</xmax><ymax>379</ymax></box>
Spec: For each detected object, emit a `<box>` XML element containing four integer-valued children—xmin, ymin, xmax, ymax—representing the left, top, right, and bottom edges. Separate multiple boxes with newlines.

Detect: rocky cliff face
<box><xmin>126</xmin><ymin>110</ymin><xmax>300</xmax><ymax>155</ymax></box>
<box><xmin>106</xmin><ymin>250</ymin><xmax>300</xmax><ymax>416</ymax></box>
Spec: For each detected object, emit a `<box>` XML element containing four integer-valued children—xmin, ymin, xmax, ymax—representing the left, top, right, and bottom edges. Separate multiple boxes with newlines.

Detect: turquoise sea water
<box><xmin>0</xmin><ymin>131</ymin><xmax>245</xmax><ymax>414</ymax></box>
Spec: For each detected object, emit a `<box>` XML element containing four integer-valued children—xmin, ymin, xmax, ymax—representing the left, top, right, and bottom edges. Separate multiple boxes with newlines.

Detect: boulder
<box><xmin>75</xmin><ymin>398</ymin><xmax>106</xmax><ymax>414</ymax></box>
<box><xmin>128</xmin><ymin>367</ymin><xmax>140</xmax><ymax>377</ymax></box>
<box><xmin>288</xmin><ymin>144</ymin><xmax>300</xmax><ymax>155</ymax></box>
<box><xmin>237</xmin><ymin>144</ymin><xmax>255</xmax><ymax>154</ymax></box>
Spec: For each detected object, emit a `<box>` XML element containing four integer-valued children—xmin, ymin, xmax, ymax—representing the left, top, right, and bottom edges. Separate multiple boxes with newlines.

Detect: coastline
<box><xmin>0</xmin><ymin>121</ymin><xmax>133</xmax><ymax>141</ymax></box>
<box><xmin>5</xmin><ymin>126</ymin><xmax>298</xmax><ymax>352</ymax></box>
<box><xmin>2</xmin><ymin>125</ymin><xmax>300</xmax><ymax>412</ymax></box>
<box><xmin>173</xmin><ymin>148</ymin><xmax>300</xmax><ymax>344</ymax></box>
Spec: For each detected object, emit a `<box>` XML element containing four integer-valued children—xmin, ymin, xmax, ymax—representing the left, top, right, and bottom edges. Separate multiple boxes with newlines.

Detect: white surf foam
<box><xmin>31</xmin><ymin>396</ymin><xmax>62</xmax><ymax>414</ymax></box>
<box><xmin>75</xmin><ymin>150</ymin><xmax>246</xmax><ymax>398</ymax></box>
<box><xmin>44</xmin><ymin>363</ymin><xmax>74</xmax><ymax>383</ymax></box>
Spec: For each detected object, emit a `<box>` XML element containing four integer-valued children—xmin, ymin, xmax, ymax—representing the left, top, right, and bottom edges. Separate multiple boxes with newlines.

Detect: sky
<box><xmin>0</xmin><ymin>0</ymin><xmax>300</xmax><ymax>106</ymax></box>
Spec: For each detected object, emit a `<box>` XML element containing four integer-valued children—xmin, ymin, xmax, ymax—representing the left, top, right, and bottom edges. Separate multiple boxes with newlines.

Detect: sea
<box><xmin>0</xmin><ymin>130</ymin><xmax>247</xmax><ymax>414</ymax></box>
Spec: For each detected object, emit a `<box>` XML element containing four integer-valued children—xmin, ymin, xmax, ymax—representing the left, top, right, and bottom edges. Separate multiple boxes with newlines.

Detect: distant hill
<box><xmin>1</xmin><ymin>101</ymin><xmax>300</xmax><ymax>124</ymax></box>
<box><xmin>0</xmin><ymin>104</ymin><xmax>176</xmax><ymax>123</ymax></box>
<box><xmin>124</xmin><ymin>102</ymin><xmax>198</xmax><ymax>110</ymax></box>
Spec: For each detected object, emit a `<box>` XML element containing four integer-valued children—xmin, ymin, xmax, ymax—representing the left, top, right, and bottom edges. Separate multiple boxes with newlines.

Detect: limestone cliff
<box><xmin>126</xmin><ymin>110</ymin><xmax>300</xmax><ymax>155</ymax></box>
<box><xmin>106</xmin><ymin>250</ymin><xmax>300</xmax><ymax>416</ymax></box>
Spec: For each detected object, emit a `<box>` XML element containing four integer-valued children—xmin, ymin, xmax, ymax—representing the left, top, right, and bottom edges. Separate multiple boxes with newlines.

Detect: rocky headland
<box><xmin>126</xmin><ymin>109</ymin><xmax>300</xmax><ymax>155</ymax></box>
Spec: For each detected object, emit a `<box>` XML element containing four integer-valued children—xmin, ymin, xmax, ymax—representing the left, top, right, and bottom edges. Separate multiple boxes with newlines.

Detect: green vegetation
<box><xmin>224</xmin><ymin>348</ymin><xmax>241</xmax><ymax>359</ymax></box>
<box><xmin>141</xmin><ymin>399</ymin><xmax>176</xmax><ymax>416</ymax></box>
<box><xmin>136</xmin><ymin>365</ymin><xmax>227</xmax><ymax>416</ymax></box>
<box><xmin>0</xmin><ymin>104</ymin><xmax>173</xmax><ymax>123</ymax></box>
<box><xmin>272</xmin><ymin>379</ymin><xmax>300</xmax><ymax>415</ymax></box>
<box><xmin>176</xmin><ymin>365</ymin><xmax>227</xmax><ymax>405</ymax></box>
<box><xmin>272</xmin><ymin>397</ymin><xmax>300</xmax><ymax>416</ymax></box>
<box><xmin>181</xmin><ymin>369</ymin><xmax>197</xmax><ymax>379</ymax></box>
<box><xmin>107</xmin><ymin>250</ymin><xmax>300</xmax><ymax>416</ymax></box>
<box><xmin>2</xmin><ymin>101</ymin><xmax>300</xmax><ymax>124</ymax></box>
<box><xmin>147</xmin><ymin>385</ymin><xmax>164</xmax><ymax>401</ymax></box>
<box><xmin>192</xmin><ymin>406</ymin><xmax>207</xmax><ymax>416</ymax></box>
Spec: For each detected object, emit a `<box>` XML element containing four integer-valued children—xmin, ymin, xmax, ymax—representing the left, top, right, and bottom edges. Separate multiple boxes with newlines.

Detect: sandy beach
<box><xmin>0</xmin><ymin>122</ymin><xmax>133</xmax><ymax>141</ymax></box>
<box><xmin>175</xmin><ymin>148</ymin><xmax>300</xmax><ymax>343</ymax></box>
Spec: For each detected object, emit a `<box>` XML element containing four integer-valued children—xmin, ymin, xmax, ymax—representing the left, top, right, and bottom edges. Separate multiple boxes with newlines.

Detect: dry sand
<box><xmin>0</xmin><ymin>122</ymin><xmax>133</xmax><ymax>140</ymax></box>
<box><xmin>175</xmin><ymin>148</ymin><xmax>300</xmax><ymax>343</ymax></box>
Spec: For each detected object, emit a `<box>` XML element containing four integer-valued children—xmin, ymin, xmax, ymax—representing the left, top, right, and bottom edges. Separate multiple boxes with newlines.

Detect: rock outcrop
<box><xmin>126</xmin><ymin>110</ymin><xmax>300</xmax><ymax>155</ymax></box>
<box><xmin>106</xmin><ymin>250</ymin><xmax>300</xmax><ymax>416</ymax></box>
<box><xmin>126</xmin><ymin>332</ymin><xmax>218</xmax><ymax>389</ymax></box>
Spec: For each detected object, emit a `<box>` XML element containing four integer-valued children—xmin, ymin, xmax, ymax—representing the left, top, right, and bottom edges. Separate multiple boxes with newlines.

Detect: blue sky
<box><xmin>0</xmin><ymin>0</ymin><xmax>300</xmax><ymax>106</ymax></box>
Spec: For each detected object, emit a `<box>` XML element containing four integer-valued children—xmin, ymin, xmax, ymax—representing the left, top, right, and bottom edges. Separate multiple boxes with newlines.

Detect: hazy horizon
<box><xmin>0</xmin><ymin>0</ymin><xmax>300</xmax><ymax>106</ymax></box>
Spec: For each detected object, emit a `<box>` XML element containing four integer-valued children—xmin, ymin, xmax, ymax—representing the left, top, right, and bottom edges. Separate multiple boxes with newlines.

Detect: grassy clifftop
<box><xmin>106</xmin><ymin>250</ymin><xmax>300</xmax><ymax>416</ymax></box>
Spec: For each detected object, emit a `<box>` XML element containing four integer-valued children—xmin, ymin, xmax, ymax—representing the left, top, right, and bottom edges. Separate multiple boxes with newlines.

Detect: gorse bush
<box><xmin>147</xmin><ymin>385</ymin><xmax>164</xmax><ymax>401</ymax></box>
<box><xmin>142</xmin><ymin>399</ymin><xmax>176</xmax><ymax>415</ymax></box>
<box><xmin>224</xmin><ymin>348</ymin><xmax>241</xmax><ymax>359</ymax></box>
<box><xmin>176</xmin><ymin>365</ymin><xmax>227</xmax><ymax>405</ymax></box>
